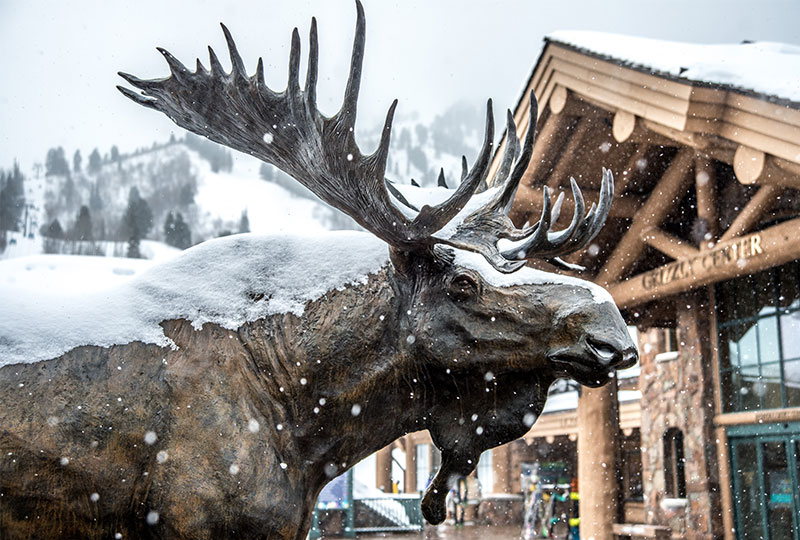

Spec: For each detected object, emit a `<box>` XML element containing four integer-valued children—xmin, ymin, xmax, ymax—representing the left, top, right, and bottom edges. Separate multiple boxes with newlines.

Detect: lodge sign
<box><xmin>641</xmin><ymin>233</ymin><xmax>764</xmax><ymax>290</ymax></box>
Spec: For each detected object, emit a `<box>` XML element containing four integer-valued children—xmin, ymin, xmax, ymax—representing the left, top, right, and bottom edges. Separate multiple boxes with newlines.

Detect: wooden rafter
<box><xmin>521</xmin><ymin>110</ymin><xmax>572</xmax><ymax>187</ymax></box>
<box><xmin>598</xmin><ymin>148</ymin><xmax>695</xmax><ymax>284</ymax></box>
<box><xmin>642</xmin><ymin>227</ymin><xmax>700</xmax><ymax>260</ymax></box>
<box><xmin>513</xmin><ymin>188</ymin><xmax>643</xmax><ymax>224</ymax></box>
<box><xmin>733</xmin><ymin>145</ymin><xmax>800</xmax><ymax>189</ymax></box>
<box><xmin>695</xmin><ymin>156</ymin><xmax>718</xmax><ymax>243</ymax></box>
<box><xmin>616</xmin><ymin>144</ymin><xmax>649</xmax><ymax>194</ymax></box>
<box><xmin>547</xmin><ymin>116</ymin><xmax>594</xmax><ymax>189</ymax></box>
<box><xmin>719</xmin><ymin>184</ymin><xmax>783</xmax><ymax>243</ymax></box>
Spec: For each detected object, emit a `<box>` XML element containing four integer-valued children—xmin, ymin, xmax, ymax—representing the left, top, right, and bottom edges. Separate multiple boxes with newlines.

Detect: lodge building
<box><xmin>374</xmin><ymin>33</ymin><xmax>800</xmax><ymax>540</ymax></box>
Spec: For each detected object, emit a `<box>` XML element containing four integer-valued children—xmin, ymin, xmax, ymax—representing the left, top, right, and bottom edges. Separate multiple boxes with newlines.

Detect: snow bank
<box><xmin>548</xmin><ymin>31</ymin><xmax>800</xmax><ymax>104</ymax></box>
<box><xmin>0</xmin><ymin>232</ymin><xmax>389</xmax><ymax>367</ymax></box>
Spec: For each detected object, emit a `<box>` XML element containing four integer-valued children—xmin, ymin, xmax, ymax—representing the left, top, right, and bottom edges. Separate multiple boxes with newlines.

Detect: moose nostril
<box><xmin>620</xmin><ymin>348</ymin><xmax>639</xmax><ymax>368</ymax></box>
<box><xmin>586</xmin><ymin>336</ymin><xmax>617</xmax><ymax>363</ymax></box>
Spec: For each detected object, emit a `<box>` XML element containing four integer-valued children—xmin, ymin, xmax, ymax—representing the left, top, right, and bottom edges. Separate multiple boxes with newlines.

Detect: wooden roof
<box><xmin>497</xmin><ymin>39</ymin><xmax>800</xmax><ymax>322</ymax></box>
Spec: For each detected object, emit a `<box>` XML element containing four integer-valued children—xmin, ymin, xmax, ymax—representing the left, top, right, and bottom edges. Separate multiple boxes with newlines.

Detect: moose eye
<box><xmin>450</xmin><ymin>274</ymin><xmax>479</xmax><ymax>297</ymax></box>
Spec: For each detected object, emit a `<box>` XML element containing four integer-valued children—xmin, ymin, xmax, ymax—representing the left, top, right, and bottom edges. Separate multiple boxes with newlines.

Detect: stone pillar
<box><xmin>638</xmin><ymin>289</ymin><xmax>722</xmax><ymax>540</ymax></box>
<box><xmin>376</xmin><ymin>444</ymin><xmax>393</xmax><ymax>492</ymax></box>
<box><xmin>578</xmin><ymin>381</ymin><xmax>620</xmax><ymax>540</ymax></box>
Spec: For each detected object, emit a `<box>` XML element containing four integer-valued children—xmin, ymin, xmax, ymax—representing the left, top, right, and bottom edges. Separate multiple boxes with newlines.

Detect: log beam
<box><xmin>598</xmin><ymin>148</ymin><xmax>695</xmax><ymax>284</ymax></box>
<box><xmin>612</xmin><ymin>110</ymin><xmax>637</xmax><ymax>143</ymax></box>
<box><xmin>719</xmin><ymin>184</ymin><xmax>782</xmax><ymax>242</ymax></box>
<box><xmin>609</xmin><ymin>217</ymin><xmax>800</xmax><ymax>308</ymax></box>
<box><xmin>521</xmin><ymin>110</ymin><xmax>573</xmax><ymax>187</ymax></box>
<box><xmin>512</xmin><ymin>188</ymin><xmax>643</xmax><ymax>224</ymax></box>
<box><xmin>695</xmin><ymin>156</ymin><xmax>718</xmax><ymax>242</ymax></box>
<box><xmin>642</xmin><ymin>119</ymin><xmax>736</xmax><ymax>163</ymax></box>
<box><xmin>548</xmin><ymin>116</ymin><xmax>594</xmax><ymax>189</ymax></box>
<box><xmin>642</xmin><ymin>227</ymin><xmax>700</xmax><ymax>260</ymax></box>
<box><xmin>733</xmin><ymin>145</ymin><xmax>800</xmax><ymax>189</ymax></box>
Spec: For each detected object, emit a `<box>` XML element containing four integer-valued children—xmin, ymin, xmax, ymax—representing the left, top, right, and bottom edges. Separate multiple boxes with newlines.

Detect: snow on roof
<box><xmin>547</xmin><ymin>31</ymin><xmax>800</xmax><ymax>106</ymax></box>
<box><xmin>0</xmin><ymin>232</ymin><xmax>389</xmax><ymax>367</ymax></box>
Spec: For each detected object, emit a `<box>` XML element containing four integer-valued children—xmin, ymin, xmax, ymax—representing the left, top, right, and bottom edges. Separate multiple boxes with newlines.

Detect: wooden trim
<box><xmin>641</xmin><ymin>227</ymin><xmax>699</xmax><ymax>260</ymax></box>
<box><xmin>609</xmin><ymin>217</ymin><xmax>800</xmax><ymax>308</ymax></box>
<box><xmin>714</xmin><ymin>407</ymin><xmax>800</xmax><ymax>426</ymax></box>
<box><xmin>600</xmin><ymin>148</ymin><xmax>695</xmax><ymax>284</ymax></box>
<box><xmin>719</xmin><ymin>184</ymin><xmax>782</xmax><ymax>242</ymax></box>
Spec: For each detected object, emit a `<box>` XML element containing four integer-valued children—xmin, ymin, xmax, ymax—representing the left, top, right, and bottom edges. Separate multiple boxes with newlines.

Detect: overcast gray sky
<box><xmin>1</xmin><ymin>0</ymin><xmax>798</xmax><ymax>171</ymax></box>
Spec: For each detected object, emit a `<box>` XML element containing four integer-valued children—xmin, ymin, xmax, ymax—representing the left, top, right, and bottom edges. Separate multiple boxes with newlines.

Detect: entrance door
<box><xmin>729</xmin><ymin>424</ymin><xmax>800</xmax><ymax>540</ymax></box>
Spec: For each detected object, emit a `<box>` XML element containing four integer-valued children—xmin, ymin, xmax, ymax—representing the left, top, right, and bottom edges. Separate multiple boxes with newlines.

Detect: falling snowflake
<box><xmin>248</xmin><ymin>419</ymin><xmax>260</xmax><ymax>433</ymax></box>
<box><xmin>144</xmin><ymin>431</ymin><xmax>157</xmax><ymax>445</ymax></box>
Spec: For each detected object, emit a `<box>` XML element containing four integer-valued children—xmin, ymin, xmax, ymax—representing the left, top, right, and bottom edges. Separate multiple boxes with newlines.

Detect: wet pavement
<box><xmin>357</xmin><ymin>524</ymin><xmax>522</xmax><ymax>540</ymax></box>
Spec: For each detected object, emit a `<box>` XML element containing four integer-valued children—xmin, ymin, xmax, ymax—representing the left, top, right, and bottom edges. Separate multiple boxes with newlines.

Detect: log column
<box><xmin>578</xmin><ymin>382</ymin><xmax>620</xmax><ymax>540</ymax></box>
<box><xmin>376</xmin><ymin>444</ymin><xmax>393</xmax><ymax>492</ymax></box>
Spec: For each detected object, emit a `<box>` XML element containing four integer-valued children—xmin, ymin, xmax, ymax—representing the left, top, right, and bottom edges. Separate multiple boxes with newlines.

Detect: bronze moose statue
<box><xmin>0</xmin><ymin>3</ymin><xmax>637</xmax><ymax>539</ymax></box>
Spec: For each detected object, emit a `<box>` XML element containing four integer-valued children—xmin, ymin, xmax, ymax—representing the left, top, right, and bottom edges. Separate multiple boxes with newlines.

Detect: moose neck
<box><xmin>236</xmin><ymin>267</ymin><xmax>425</xmax><ymax>484</ymax></box>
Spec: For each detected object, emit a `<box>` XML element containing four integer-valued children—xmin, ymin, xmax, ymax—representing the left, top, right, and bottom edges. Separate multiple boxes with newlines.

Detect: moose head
<box><xmin>72</xmin><ymin>1</ymin><xmax>642</xmax><ymax>533</ymax></box>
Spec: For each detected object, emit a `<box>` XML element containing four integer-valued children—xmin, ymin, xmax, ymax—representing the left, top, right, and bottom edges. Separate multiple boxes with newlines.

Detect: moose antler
<box><xmin>118</xmin><ymin>0</ymin><xmax>612</xmax><ymax>273</ymax></box>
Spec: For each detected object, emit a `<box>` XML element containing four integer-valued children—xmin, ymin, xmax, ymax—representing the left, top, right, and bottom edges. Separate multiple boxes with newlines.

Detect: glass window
<box><xmin>717</xmin><ymin>261</ymin><xmax>800</xmax><ymax>412</ymax></box>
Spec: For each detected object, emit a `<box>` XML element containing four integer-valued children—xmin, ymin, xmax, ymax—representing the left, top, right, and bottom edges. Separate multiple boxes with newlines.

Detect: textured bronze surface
<box><xmin>0</xmin><ymin>3</ymin><xmax>636</xmax><ymax>539</ymax></box>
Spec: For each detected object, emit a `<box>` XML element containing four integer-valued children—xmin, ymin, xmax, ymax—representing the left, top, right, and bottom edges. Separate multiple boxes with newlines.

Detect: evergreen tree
<box><xmin>123</xmin><ymin>186</ymin><xmax>153</xmax><ymax>239</ymax></box>
<box><xmin>45</xmin><ymin>218</ymin><xmax>64</xmax><ymax>239</ymax></box>
<box><xmin>45</xmin><ymin>147</ymin><xmax>70</xmax><ymax>177</ymax></box>
<box><xmin>73</xmin><ymin>150</ymin><xmax>82</xmax><ymax>173</ymax></box>
<box><xmin>163</xmin><ymin>212</ymin><xmax>176</xmax><ymax>245</ymax></box>
<box><xmin>41</xmin><ymin>218</ymin><xmax>64</xmax><ymax>254</ymax></box>
<box><xmin>88</xmin><ymin>148</ymin><xmax>102</xmax><ymax>174</ymax></box>
<box><xmin>164</xmin><ymin>211</ymin><xmax>191</xmax><ymax>249</ymax></box>
<box><xmin>72</xmin><ymin>205</ymin><xmax>93</xmax><ymax>242</ymax></box>
<box><xmin>62</xmin><ymin>176</ymin><xmax>77</xmax><ymax>212</ymax></box>
<box><xmin>89</xmin><ymin>181</ymin><xmax>103</xmax><ymax>212</ymax></box>
<box><xmin>110</xmin><ymin>145</ymin><xmax>120</xmax><ymax>162</ymax></box>
<box><xmin>127</xmin><ymin>233</ymin><xmax>141</xmax><ymax>259</ymax></box>
<box><xmin>238</xmin><ymin>210</ymin><xmax>250</xmax><ymax>234</ymax></box>
<box><xmin>0</xmin><ymin>164</ymin><xmax>25</xmax><ymax>231</ymax></box>
<box><xmin>173</xmin><ymin>212</ymin><xmax>192</xmax><ymax>249</ymax></box>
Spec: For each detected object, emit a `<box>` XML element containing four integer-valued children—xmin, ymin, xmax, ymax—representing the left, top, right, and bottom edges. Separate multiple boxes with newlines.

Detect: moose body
<box><xmin>1</xmin><ymin>234</ymin><xmax>631</xmax><ymax>539</ymax></box>
<box><xmin>1</xmin><ymin>3</ymin><xmax>637</xmax><ymax>538</ymax></box>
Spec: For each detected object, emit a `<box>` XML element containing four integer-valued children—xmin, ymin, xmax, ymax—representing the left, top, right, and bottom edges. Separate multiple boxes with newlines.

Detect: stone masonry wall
<box><xmin>638</xmin><ymin>289</ymin><xmax>723</xmax><ymax>540</ymax></box>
